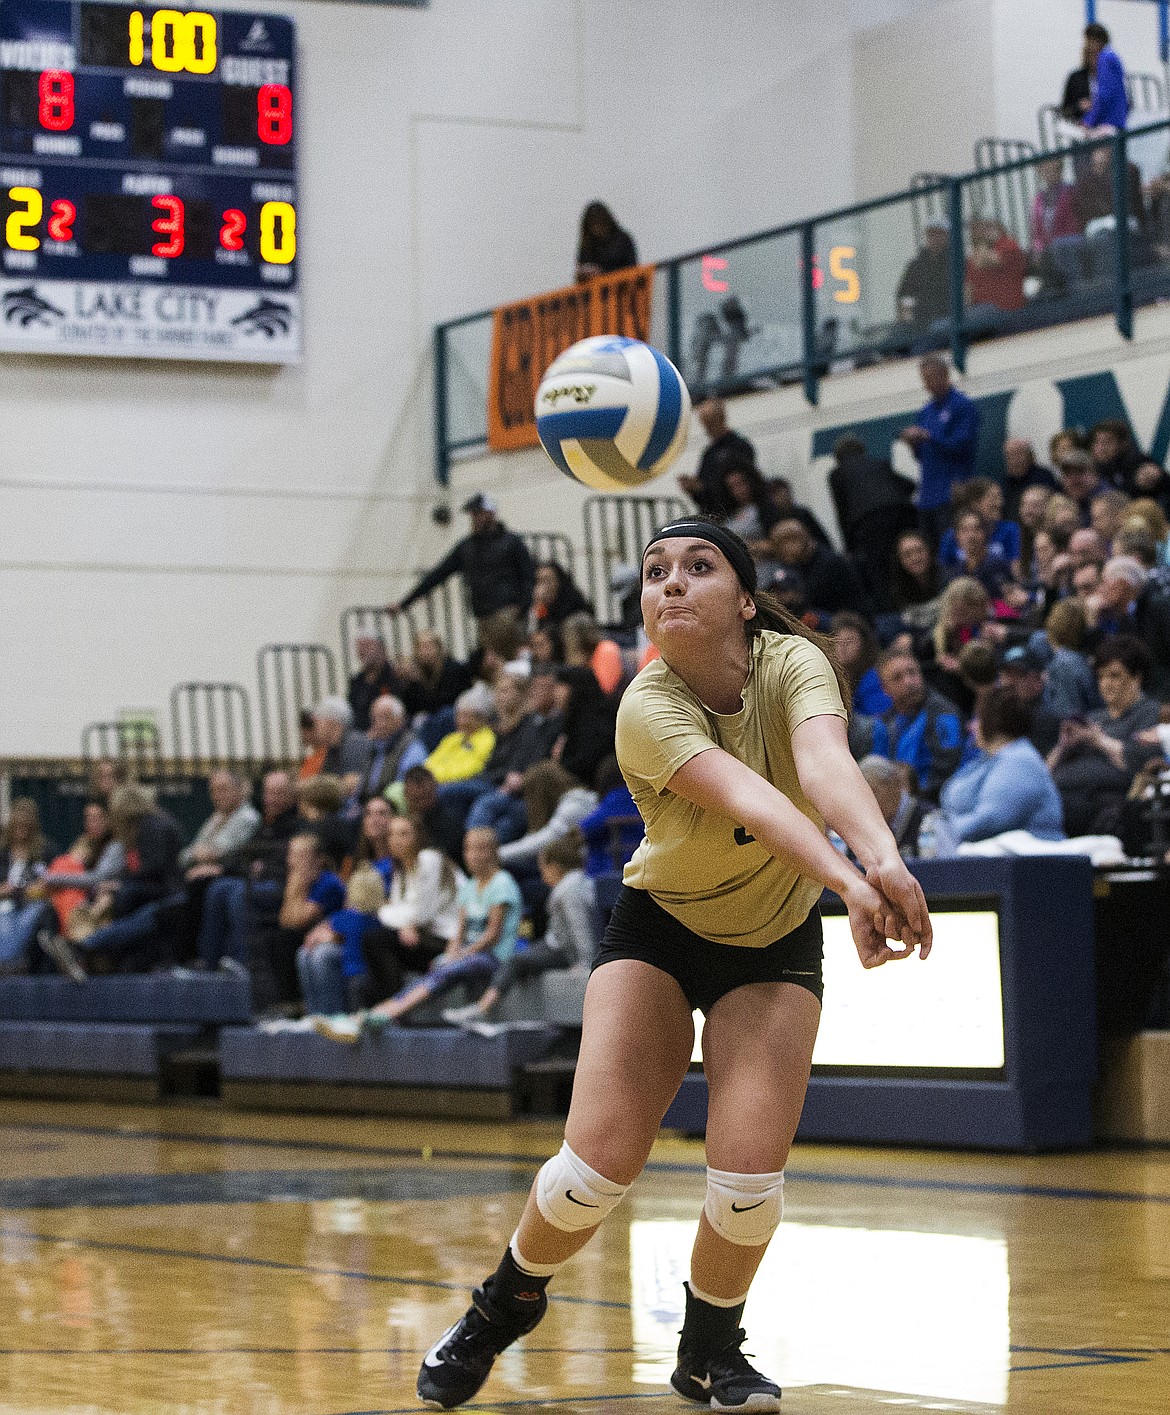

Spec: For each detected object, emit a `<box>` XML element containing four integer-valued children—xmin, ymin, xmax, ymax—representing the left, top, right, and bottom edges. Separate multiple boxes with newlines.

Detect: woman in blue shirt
<box><xmin>940</xmin><ymin>687</ymin><xmax>1064</xmax><ymax>842</ymax></box>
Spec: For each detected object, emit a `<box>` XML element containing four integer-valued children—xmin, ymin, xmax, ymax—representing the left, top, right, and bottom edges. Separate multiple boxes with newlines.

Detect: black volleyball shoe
<box><xmin>417</xmin><ymin>1278</ymin><xmax>548</xmax><ymax>1409</ymax></box>
<box><xmin>671</xmin><ymin>1331</ymin><xmax>783</xmax><ymax>1412</ymax></box>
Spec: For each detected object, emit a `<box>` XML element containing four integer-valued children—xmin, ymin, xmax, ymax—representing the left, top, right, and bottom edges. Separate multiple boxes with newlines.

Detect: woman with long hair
<box><xmin>889</xmin><ymin>529</ymin><xmax>943</xmax><ymax>610</ymax></box>
<box><xmin>721</xmin><ymin>463</ymin><xmax>779</xmax><ymax>547</ymax></box>
<box><xmin>0</xmin><ymin>798</ymin><xmax>54</xmax><ymax>970</ymax></box>
<box><xmin>560</xmin><ymin>611</ymin><xmax>625</xmax><ymax>697</ymax></box>
<box><xmin>1015</xmin><ymin>483</ymin><xmax>1054</xmax><ymax>581</ymax></box>
<box><xmin>356</xmin><ymin>795</ymin><xmax>395</xmax><ymax>887</ymax></box>
<box><xmin>415</xmin><ymin>518</ymin><xmax>929</xmax><ymax>1411</ymax></box>
<box><xmin>575</xmin><ymin>201</ymin><xmax>637</xmax><ymax>281</ymax></box>
<box><xmin>829</xmin><ymin>611</ymin><xmax>890</xmax><ymax>716</ymax></box>
<box><xmin>927</xmin><ymin>576</ymin><xmax>1005</xmax><ymax>713</ymax></box>
<box><xmin>531</xmin><ymin>561</ymin><xmax>592</xmax><ymax>631</ymax></box>
<box><xmin>40</xmin><ymin>799</ymin><xmax>126</xmax><ymax>937</ymax></box>
<box><xmin>497</xmin><ymin>761</ymin><xmax>599</xmax><ymax>876</ymax></box>
<box><xmin>552</xmin><ymin>664</ymin><xmax>618</xmax><ymax>788</ymax></box>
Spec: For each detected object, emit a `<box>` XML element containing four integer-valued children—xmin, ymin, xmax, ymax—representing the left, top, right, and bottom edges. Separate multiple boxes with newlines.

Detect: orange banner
<box><xmin>486</xmin><ymin>264</ymin><xmax>656</xmax><ymax>452</ymax></box>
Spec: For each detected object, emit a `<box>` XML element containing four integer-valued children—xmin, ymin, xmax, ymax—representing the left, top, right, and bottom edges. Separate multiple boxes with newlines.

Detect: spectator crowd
<box><xmin>891</xmin><ymin>23</ymin><xmax>1170</xmax><ymax>350</ymax></box>
<box><xmin>7</xmin><ymin>355</ymin><xmax>1170</xmax><ymax>1027</ymax></box>
<box><xmin>7</xmin><ymin>361</ymin><xmax>1170</xmax><ymax>1030</ymax></box>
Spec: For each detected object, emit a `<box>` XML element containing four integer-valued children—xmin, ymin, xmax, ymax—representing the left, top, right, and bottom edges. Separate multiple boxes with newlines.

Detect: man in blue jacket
<box><xmin>1083</xmin><ymin>22</ymin><xmax>1128</xmax><ymax>133</ymax></box>
<box><xmin>900</xmin><ymin>355</ymin><xmax>981</xmax><ymax>548</ymax></box>
<box><xmin>871</xmin><ymin>648</ymin><xmax>969</xmax><ymax>804</ymax></box>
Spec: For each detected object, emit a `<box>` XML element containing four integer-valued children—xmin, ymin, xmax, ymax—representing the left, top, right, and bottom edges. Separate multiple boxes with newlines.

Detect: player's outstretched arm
<box><xmin>667</xmin><ymin>748</ymin><xmax>916</xmax><ymax>968</ymax></box>
<box><xmin>790</xmin><ymin>714</ymin><xmax>932</xmax><ymax>960</ymax></box>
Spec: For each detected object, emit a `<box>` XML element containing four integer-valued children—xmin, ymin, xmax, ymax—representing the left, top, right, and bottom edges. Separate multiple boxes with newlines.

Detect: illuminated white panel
<box><xmin>630</xmin><ymin>1219</ymin><xmax>1009</xmax><ymax>1405</ymax></box>
<box><xmin>690</xmin><ymin>910</ymin><xmax>1005</xmax><ymax>1070</ymax></box>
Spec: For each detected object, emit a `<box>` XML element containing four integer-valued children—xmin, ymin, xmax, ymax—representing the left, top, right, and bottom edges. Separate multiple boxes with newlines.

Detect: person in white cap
<box><xmin>387</xmin><ymin>493</ymin><xmax>535</xmax><ymax>651</ymax></box>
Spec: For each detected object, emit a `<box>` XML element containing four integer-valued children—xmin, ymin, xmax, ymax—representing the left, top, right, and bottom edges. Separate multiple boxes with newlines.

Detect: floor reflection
<box><xmin>630</xmin><ymin>1220</ymin><xmax>1009</xmax><ymax>1405</ymax></box>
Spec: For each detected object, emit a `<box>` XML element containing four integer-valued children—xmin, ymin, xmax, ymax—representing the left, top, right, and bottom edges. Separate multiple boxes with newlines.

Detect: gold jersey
<box><xmin>616</xmin><ymin>629</ymin><xmax>847</xmax><ymax>947</ymax></box>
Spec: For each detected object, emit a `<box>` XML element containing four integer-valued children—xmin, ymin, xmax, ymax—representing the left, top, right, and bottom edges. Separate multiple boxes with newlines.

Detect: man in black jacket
<box><xmin>192</xmin><ymin>771</ymin><xmax>302</xmax><ymax>974</ymax></box>
<box><xmin>827</xmin><ymin>435</ymin><xmax>917</xmax><ymax>603</ymax></box>
<box><xmin>390</xmin><ymin>494</ymin><xmax>535</xmax><ymax>649</ymax></box>
<box><xmin>678</xmin><ymin>397</ymin><xmax>756</xmax><ymax>517</ymax></box>
<box><xmin>766</xmin><ymin>517</ymin><xmax>873</xmax><ymax>619</ymax></box>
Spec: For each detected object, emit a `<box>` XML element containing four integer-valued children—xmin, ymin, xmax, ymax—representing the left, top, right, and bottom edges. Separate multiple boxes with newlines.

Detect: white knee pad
<box><xmin>703</xmin><ymin>1167</ymin><xmax>785</xmax><ymax>1247</ymax></box>
<box><xmin>535</xmin><ymin>1142</ymin><xmax>630</xmax><ymax>1232</ymax></box>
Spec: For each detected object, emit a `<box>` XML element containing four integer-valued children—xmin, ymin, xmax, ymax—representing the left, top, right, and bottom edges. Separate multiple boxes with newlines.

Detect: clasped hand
<box><xmin>843</xmin><ymin>857</ymin><xmax>932</xmax><ymax>969</ymax></box>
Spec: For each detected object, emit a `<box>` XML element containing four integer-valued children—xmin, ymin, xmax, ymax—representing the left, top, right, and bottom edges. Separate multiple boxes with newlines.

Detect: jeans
<box><xmin>466</xmin><ymin>789</ymin><xmax>528</xmax><ymax>842</ymax></box>
<box><xmin>0</xmin><ymin>901</ymin><xmax>52</xmax><ymax>970</ymax></box>
<box><xmin>296</xmin><ymin>940</ymin><xmax>366</xmax><ymax>1016</ymax></box>
<box><xmin>79</xmin><ymin>893</ymin><xmax>186</xmax><ymax>967</ymax></box>
<box><xmin>198</xmin><ymin>877</ymin><xmax>282</xmax><ymax>969</ymax></box>
<box><xmin>437</xmin><ymin>775</ymin><xmax>494</xmax><ymax>832</ymax></box>
<box><xmin>392</xmin><ymin>950</ymin><xmax>495</xmax><ymax>1006</ymax></box>
<box><xmin>361</xmin><ymin>925</ymin><xmax>448</xmax><ymax>1003</ymax></box>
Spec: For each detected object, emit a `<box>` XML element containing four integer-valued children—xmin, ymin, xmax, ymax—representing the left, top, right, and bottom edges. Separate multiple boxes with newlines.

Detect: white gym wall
<box><xmin>1</xmin><ymin>0</ymin><xmax>1164</xmax><ymax>753</ymax></box>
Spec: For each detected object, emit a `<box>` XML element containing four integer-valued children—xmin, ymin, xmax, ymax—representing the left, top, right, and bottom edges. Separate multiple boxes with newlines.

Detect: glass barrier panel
<box><xmin>674</xmin><ymin>229</ymin><xmax>802</xmax><ymax>397</ymax></box>
<box><xmin>812</xmin><ymin>191</ymin><xmax>932</xmax><ymax>369</ymax></box>
<box><xmin>444</xmin><ymin>314</ymin><xmax>493</xmax><ymax>449</ymax></box>
<box><xmin>1126</xmin><ymin>119</ymin><xmax>1170</xmax><ymax>311</ymax></box>
<box><xmin>958</xmin><ymin>138</ymin><xmax>1119</xmax><ymax>346</ymax></box>
<box><xmin>648</xmin><ymin>266</ymin><xmax>671</xmax><ymax>362</ymax></box>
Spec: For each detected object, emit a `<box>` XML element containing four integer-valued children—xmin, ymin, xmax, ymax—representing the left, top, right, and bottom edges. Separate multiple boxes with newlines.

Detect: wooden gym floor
<box><xmin>0</xmin><ymin>1097</ymin><xmax>1166</xmax><ymax>1415</ymax></box>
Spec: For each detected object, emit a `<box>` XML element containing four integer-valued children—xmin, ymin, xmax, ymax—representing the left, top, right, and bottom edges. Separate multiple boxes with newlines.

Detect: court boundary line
<box><xmin>4</xmin><ymin>1118</ymin><xmax>1170</xmax><ymax>1207</ymax></box>
<box><xmin>0</xmin><ymin>1345</ymin><xmax>639</xmax><ymax>1356</ymax></box>
<box><xmin>341</xmin><ymin>1396</ymin><xmax>663</xmax><ymax>1415</ymax></box>
<box><xmin>0</xmin><ymin>1226</ymin><xmax>631</xmax><ymax>1308</ymax></box>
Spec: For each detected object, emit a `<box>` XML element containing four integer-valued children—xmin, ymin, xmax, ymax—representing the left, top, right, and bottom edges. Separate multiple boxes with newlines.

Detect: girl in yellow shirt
<box><xmin>417</xmin><ymin>520</ymin><xmax>931</xmax><ymax>1412</ymax></box>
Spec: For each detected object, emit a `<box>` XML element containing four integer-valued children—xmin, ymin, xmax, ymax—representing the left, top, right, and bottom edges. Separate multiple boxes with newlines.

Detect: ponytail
<box><xmin>749</xmin><ymin>590</ymin><xmax>851</xmax><ymax>708</ymax></box>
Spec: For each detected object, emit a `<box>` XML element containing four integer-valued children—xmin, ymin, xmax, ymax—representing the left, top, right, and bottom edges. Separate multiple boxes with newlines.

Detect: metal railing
<box><xmin>256</xmin><ymin>643</ymin><xmax>338</xmax><ymax>764</ymax></box>
<box><xmin>340</xmin><ymin>529</ymin><xmax>581</xmax><ymax>674</ymax></box>
<box><xmin>1038</xmin><ymin>69</ymin><xmax>1167</xmax><ymax>151</ymax></box>
<box><xmin>583</xmin><ymin>494</ymin><xmax>687</xmax><ymax>626</ymax></box>
<box><xmin>170</xmin><ymin>682</ymin><xmax>256</xmax><ymax>769</ymax></box>
<box><xmin>435</xmin><ymin>116</ymin><xmax>1170</xmax><ymax>482</ymax></box>
<box><xmin>523</xmin><ymin>530</ymin><xmax>576</xmax><ymax>578</ymax></box>
<box><xmin>80</xmin><ymin>720</ymin><xmax>166</xmax><ymax>778</ymax></box>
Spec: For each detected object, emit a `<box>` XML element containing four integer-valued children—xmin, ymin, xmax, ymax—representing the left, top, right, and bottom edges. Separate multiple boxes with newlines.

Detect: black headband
<box><xmin>642</xmin><ymin>519</ymin><xmax>758</xmax><ymax>593</ymax></box>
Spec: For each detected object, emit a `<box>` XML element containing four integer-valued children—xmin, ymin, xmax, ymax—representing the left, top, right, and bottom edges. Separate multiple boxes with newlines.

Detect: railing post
<box><xmin>947</xmin><ymin>180</ymin><xmax>967</xmax><ymax>374</ymax></box>
<box><xmin>666</xmin><ymin>261</ymin><xmax>682</xmax><ymax>374</ymax></box>
<box><xmin>800</xmin><ymin>223</ymin><xmax>818</xmax><ymax>406</ymax></box>
<box><xmin>434</xmin><ymin>321</ymin><xmax>450</xmax><ymax>487</ymax></box>
<box><xmin>1112</xmin><ymin>130</ymin><xmax>1134</xmax><ymax>341</ymax></box>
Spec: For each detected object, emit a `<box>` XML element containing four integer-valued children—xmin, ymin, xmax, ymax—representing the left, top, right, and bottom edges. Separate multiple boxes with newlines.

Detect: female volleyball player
<box><xmin>417</xmin><ymin>520</ymin><xmax>932</xmax><ymax>1412</ymax></box>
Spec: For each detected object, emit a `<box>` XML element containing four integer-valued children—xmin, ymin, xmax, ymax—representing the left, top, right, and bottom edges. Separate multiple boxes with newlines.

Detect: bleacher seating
<box><xmin>0</xmin><ymin>1020</ymin><xmax>203</xmax><ymax>1100</ymax></box>
<box><xmin>218</xmin><ymin>1021</ymin><xmax>560</xmax><ymax>1119</ymax></box>
<box><xmin>0</xmin><ymin>974</ymin><xmax>250</xmax><ymax>1024</ymax></box>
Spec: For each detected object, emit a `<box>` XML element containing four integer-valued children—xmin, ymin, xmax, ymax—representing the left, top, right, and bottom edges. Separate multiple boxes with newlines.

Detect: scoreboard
<box><xmin>0</xmin><ymin>0</ymin><xmax>299</xmax><ymax>362</ymax></box>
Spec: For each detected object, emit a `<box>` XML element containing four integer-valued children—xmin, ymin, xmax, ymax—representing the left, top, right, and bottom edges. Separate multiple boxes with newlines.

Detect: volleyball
<box><xmin>534</xmin><ymin>335</ymin><xmax>691</xmax><ymax>491</ymax></box>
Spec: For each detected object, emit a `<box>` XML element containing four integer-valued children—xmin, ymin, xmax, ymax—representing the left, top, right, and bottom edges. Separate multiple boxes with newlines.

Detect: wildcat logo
<box><xmin>230</xmin><ymin>297</ymin><xmax>293</xmax><ymax>337</ymax></box>
<box><xmin>2</xmin><ymin>286</ymin><xmax>65</xmax><ymax>328</ymax></box>
<box><xmin>240</xmin><ymin>19</ymin><xmax>272</xmax><ymax>51</ymax></box>
<box><xmin>540</xmin><ymin>382</ymin><xmax>596</xmax><ymax>407</ymax></box>
<box><xmin>733</xmin><ymin>826</ymin><xmax>756</xmax><ymax>846</ymax></box>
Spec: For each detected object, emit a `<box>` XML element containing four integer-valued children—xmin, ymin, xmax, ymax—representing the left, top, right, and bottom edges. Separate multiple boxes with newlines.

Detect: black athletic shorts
<box><xmin>593</xmin><ymin>885</ymin><xmax>824</xmax><ymax>1013</ymax></box>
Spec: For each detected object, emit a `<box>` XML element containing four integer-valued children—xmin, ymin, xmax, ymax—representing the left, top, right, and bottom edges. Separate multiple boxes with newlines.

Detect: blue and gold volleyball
<box><xmin>534</xmin><ymin>336</ymin><xmax>691</xmax><ymax>491</ymax></box>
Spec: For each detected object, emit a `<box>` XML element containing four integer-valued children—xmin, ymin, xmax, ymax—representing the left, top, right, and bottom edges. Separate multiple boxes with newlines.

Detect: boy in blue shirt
<box><xmin>1082</xmin><ymin>23</ymin><xmax>1128</xmax><ymax>133</ymax></box>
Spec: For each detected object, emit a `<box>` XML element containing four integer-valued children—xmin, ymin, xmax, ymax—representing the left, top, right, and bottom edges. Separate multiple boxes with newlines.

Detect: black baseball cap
<box><xmin>461</xmin><ymin>493</ymin><xmax>498</xmax><ymax>514</ymax></box>
<box><xmin>1002</xmin><ymin>644</ymin><xmax>1049</xmax><ymax>674</ymax></box>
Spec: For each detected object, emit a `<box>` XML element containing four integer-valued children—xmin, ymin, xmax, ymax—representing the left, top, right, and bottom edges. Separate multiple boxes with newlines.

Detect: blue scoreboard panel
<box><xmin>0</xmin><ymin>1</ymin><xmax>299</xmax><ymax>361</ymax></box>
